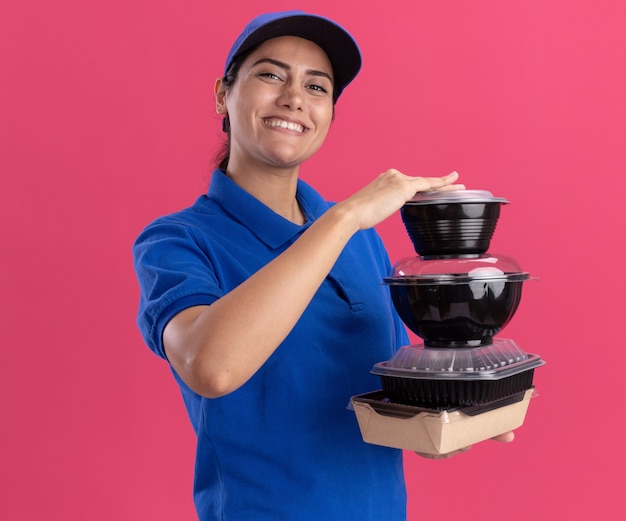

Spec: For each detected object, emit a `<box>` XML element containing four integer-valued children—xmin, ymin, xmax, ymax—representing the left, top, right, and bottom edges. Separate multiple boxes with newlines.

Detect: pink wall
<box><xmin>2</xmin><ymin>1</ymin><xmax>625</xmax><ymax>519</ymax></box>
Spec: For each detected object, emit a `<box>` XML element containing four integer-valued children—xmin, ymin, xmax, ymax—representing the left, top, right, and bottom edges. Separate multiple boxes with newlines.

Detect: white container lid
<box><xmin>406</xmin><ymin>189</ymin><xmax>510</xmax><ymax>205</ymax></box>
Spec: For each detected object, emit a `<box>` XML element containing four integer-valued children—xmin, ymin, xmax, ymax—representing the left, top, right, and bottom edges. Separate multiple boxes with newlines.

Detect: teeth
<box><xmin>264</xmin><ymin>119</ymin><xmax>305</xmax><ymax>132</ymax></box>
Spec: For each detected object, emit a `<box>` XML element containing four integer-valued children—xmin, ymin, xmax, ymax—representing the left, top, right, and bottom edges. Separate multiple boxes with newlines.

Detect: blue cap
<box><xmin>224</xmin><ymin>11</ymin><xmax>362</xmax><ymax>100</ymax></box>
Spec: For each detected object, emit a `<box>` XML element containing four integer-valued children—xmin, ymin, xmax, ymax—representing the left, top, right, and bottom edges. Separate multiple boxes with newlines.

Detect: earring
<box><xmin>222</xmin><ymin>115</ymin><xmax>230</xmax><ymax>133</ymax></box>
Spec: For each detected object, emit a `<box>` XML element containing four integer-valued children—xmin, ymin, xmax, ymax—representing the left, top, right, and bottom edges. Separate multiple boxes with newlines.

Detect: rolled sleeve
<box><xmin>133</xmin><ymin>219</ymin><xmax>223</xmax><ymax>359</ymax></box>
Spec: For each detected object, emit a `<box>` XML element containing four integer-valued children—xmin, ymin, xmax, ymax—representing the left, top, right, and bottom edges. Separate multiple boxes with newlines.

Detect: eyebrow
<box><xmin>250</xmin><ymin>57</ymin><xmax>333</xmax><ymax>83</ymax></box>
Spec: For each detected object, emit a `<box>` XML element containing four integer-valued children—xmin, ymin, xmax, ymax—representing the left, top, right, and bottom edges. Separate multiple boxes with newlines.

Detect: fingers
<box><xmin>442</xmin><ymin>171</ymin><xmax>460</xmax><ymax>182</ymax></box>
<box><xmin>430</xmin><ymin>170</ymin><xmax>459</xmax><ymax>186</ymax></box>
<box><xmin>425</xmin><ymin>171</ymin><xmax>465</xmax><ymax>191</ymax></box>
<box><xmin>416</xmin><ymin>446</ymin><xmax>472</xmax><ymax>460</ymax></box>
<box><xmin>491</xmin><ymin>431</ymin><xmax>515</xmax><ymax>443</ymax></box>
<box><xmin>415</xmin><ymin>432</ymin><xmax>516</xmax><ymax>461</ymax></box>
<box><xmin>379</xmin><ymin>169</ymin><xmax>461</xmax><ymax>192</ymax></box>
<box><xmin>437</xmin><ymin>184</ymin><xmax>466</xmax><ymax>191</ymax></box>
<box><xmin>406</xmin><ymin>170</ymin><xmax>464</xmax><ymax>194</ymax></box>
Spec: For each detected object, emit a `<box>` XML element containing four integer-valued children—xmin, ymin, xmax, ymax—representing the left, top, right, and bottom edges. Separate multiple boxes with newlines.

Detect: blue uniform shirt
<box><xmin>133</xmin><ymin>170</ymin><xmax>409</xmax><ymax>520</ymax></box>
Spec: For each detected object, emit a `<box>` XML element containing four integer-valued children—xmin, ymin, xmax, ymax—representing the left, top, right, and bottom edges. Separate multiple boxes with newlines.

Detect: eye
<box><xmin>259</xmin><ymin>72</ymin><xmax>282</xmax><ymax>81</ymax></box>
<box><xmin>308</xmin><ymin>84</ymin><xmax>329</xmax><ymax>94</ymax></box>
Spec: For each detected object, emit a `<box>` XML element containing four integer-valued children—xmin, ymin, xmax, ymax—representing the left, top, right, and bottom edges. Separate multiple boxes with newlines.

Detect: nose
<box><xmin>277</xmin><ymin>81</ymin><xmax>304</xmax><ymax>111</ymax></box>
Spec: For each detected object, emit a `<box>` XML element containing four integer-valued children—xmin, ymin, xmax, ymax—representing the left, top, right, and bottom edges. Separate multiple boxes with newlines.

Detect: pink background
<box><xmin>2</xmin><ymin>1</ymin><xmax>625</xmax><ymax>519</ymax></box>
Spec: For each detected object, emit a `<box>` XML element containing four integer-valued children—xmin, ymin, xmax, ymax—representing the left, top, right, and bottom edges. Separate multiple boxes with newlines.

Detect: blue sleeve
<box><xmin>132</xmin><ymin>219</ymin><xmax>223</xmax><ymax>359</ymax></box>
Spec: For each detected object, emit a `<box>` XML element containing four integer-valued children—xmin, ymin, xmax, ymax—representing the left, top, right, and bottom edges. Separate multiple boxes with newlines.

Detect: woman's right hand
<box><xmin>336</xmin><ymin>169</ymin><xmax>464</xmax><ymax>232</ymax></box>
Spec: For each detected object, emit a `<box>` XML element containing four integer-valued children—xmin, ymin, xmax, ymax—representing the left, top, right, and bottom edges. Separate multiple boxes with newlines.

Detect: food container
<box><xmin>351</xmin><ymin>388</ymin><xmax>535</xmax><ymax>455</ymax></box>
<box><xmin>354</xmin><ymin>186</ymin><xmax>545</xmax><ymax>453</ymax></box>
<box><xmin>371</xmin><ymin>340</ymin><xmax>545</xmax><ymax>408</ymax></box>
<box><xmin>400</xmin><ymin>189</ymin><xmax>509</xmax><ymax>256</ymax></box>
<box><xmin>384</xmin><ymin>254</ymin><xmax>532</xmax><ymax>347</ymax></box>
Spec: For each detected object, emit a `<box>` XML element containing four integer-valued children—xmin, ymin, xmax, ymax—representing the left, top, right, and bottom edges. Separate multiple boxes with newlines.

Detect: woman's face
<box><xmin>218</xmin><ymin>35</ymin><xmax>335</xmax><ymax>173</ymax></box>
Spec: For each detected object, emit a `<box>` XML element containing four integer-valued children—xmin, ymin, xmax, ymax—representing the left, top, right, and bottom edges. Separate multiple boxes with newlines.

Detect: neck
<box><xmin>225</xmin><ymin>164</ymin><xmax>306</xmax><ymax>225</ymax></box>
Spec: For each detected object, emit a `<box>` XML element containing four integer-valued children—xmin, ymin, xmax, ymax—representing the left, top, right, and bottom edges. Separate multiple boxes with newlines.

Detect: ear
<box><xmin>214</xmin><ymin>78</ymin><xmax>227</xmax><ymax>115</ymax></box>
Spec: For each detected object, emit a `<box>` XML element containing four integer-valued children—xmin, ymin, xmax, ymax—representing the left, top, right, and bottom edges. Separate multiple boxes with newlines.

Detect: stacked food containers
<box><xmin>352</xmin><ymin>190</ymin><xmax>545</xmax><ymax>455</ymax></box>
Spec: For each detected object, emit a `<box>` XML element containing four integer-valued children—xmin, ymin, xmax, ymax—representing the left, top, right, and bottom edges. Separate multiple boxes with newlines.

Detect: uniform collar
<box><xmin>207</xmin><ymin>169</ymin><xmax>331</xmax><ymax>249</ymax></box>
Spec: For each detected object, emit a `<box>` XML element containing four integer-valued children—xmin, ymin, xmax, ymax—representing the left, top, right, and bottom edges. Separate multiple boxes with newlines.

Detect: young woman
<box><xmin>133</xmin><ymin>10</ymin><xmax>501</xmax><ymax>520</ymax></box>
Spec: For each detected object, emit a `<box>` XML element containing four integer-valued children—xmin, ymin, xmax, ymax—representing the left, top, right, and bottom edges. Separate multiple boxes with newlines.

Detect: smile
<box><xmin>263</xmin><ymin>119</ymin><xmax>306</xmax><ymax>133</ymax></box>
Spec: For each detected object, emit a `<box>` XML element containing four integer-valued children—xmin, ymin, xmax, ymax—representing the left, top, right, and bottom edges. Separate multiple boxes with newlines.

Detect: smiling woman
<box><xmin>132</xmin><ymin>10</ymin><xmax>464</xmax><ymax>521</ymax></box>
<box><xmin>215</xmin><ymin>36</ymin><xmax>335</xmax><ymax>189</ymax></box>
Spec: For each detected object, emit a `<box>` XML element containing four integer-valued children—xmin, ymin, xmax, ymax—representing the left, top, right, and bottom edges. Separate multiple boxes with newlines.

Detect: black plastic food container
<box><xmin>383</xmin><ymin>254</ymin><xmax>532</xmax><ymax>347</ymax></box>
<box><xmin>371</xmin><ymin>341</ymin><xmax>545</xmax><ymax>408</ymax></box>
<box><xmin>401</xmin><ymin>190</ymin><xmax>509</xmax><ymax>257</ymax></box>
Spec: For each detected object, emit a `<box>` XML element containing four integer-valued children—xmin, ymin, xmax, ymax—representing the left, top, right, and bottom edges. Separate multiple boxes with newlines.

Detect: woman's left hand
<box><xmin>415</xmin><ymin>431</ymin><xmax>515</xmax><ymax>460</ymax></box>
